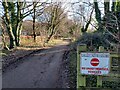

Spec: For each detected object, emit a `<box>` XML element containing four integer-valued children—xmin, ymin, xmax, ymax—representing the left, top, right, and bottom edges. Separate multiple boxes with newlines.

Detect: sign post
<box><xmin>77</xmin><ymin>45</ymin><xmax>120</xmax><ymax>89</ymax></box>
<box><xmin>77</xmin><ymin>44</ymin><xmax>87</xmax><ymax>89</ymax></box>
<box><xmin>97</xmin><ymin>46</ymin><xmax>105</xmax><ymax>87</ymax></box>
<box><xmin>80</xmin><ymin>53</ymin><xmax>110</xmax><ymax>75</ymax></box>
<box><xmin>77</xmin><ymin>45</ymin><xmax>110</xmax><ymax>89</ymax></box>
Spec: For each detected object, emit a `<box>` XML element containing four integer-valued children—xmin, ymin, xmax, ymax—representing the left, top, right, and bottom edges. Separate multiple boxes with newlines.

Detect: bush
<box><xmin>75</xmin><ymin>32</ymin><xmax>113</xmax><ymax>51</ymax></box>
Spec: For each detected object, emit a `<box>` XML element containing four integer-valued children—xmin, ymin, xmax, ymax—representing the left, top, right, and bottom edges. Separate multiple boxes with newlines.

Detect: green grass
<box><xmin>68</xmin><ymin>50</ymin><xmax>77</xmax><ymax>88</ymax></box>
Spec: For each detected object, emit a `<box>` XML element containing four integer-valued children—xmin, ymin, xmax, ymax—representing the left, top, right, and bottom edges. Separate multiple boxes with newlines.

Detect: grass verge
<box><xmin>68</xmin><ymin>49</ymin><xmax>77</xmax><ymax>88</ymax></box>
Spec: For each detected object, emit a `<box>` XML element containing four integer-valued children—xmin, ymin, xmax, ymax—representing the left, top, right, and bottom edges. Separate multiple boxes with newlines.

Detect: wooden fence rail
<box><xmin>77</xmin><ymin>44</ymin><xmax>120</xmax><ymax>90</ymax></box>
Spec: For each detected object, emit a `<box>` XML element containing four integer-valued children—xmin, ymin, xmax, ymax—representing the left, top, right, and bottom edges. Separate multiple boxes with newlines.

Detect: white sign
<box><xmin>80</xmin><ymin>53</ymin><xmax>110</xmax><ymax>75</ymax></box>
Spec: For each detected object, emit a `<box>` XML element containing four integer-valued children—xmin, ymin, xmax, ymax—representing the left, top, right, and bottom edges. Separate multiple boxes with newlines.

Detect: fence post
<box><xmin>77</xmin><ymin>44</ymin><xmax>87</xmax><ymax>89</ymax></box>
<box><xmin>97</xmin><ymin>46</ymin><xmax>104</xmax><ymax>87</ymax></box>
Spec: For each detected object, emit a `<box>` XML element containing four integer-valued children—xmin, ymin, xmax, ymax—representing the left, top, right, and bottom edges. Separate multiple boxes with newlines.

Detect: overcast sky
<box><xmin>0</xmin><ymin>0</ymin><xmax>106</xmax><ymax>21</ymax></box>
<box><xmin>0</xmin><ymin>0</ymin><xmax>111</xmax><ymax>31</ymax></box>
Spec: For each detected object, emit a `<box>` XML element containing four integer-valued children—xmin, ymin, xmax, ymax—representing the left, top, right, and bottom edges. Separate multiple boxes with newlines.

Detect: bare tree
<box><xmin>38</xmin><ymin>2</ymin><xmax>68</xmax><ymax>46</ymax></box>
<box><xmin>32</xmin><ymin>1</ymin><xmax>47</xmax><ymax>42</ymax></box>
<box><xmin>70</xmin><ymin>2</ymin><xmax>95</xmax><ymax>33</ymax></box>
<box><xmin>1</xmin><ymin>0</ymin><xmax>47</xmax><ymax>49</ymax></box>
<box><xmin>0</xmin><ymin>16</ymin><xmax>9</xmax><ymax>50</ymax></box>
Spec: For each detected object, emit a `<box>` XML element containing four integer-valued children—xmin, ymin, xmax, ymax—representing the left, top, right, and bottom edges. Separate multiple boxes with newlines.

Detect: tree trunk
<box><xmin>0</xmin><ymin>24</ymin><xmax>9</xmax><ymax>50</ymax></box>
<box><xmin>45</xmin><ymin>29</ymin><xmax>54</xmax><ymax>44</ymax></box>
<box><xmin>104</xmin><ymin>1</ymin><xmax>110</xmax><ymax>14</ymax></box>
<box><xmin>15</xmin><ymin>1</ymin><xmax>23</xmax><ymax>46</ymax></box>
<box><xmin>81</xmin><ymin>8</ymin><xmax>94</xmax><ymax>33</ymax></box>
<box><xmin>94</xmin><ymin>0</ymin><xmax>102</xmax><ymax>32</ymax></box>
<box><xmin>2</xmin><ymin>1</ymin><xmax>16</xmax><ymax>49</ymax></box>
<box><xmin>16</xmin><ymin>22</ymin><xmax>22</xmax><ymax>46</ymax></box>
<box><xmin>111</xmin><ymin>1</ymin><xmax>116</xmax><ymax>12</ymax></box>
<box><xmin>44</xmin><ymin>25</ymin><xmax>56</xmax><ymax>46</ymax></box>
<box><xmin>33</xmin><ymin>2</ymin><xmax>36</xmax><ymax>42</ymax></box>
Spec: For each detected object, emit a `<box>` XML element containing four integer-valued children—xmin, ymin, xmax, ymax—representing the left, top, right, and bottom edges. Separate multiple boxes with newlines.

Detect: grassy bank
<box><xmin>68</xmin><ymin>49</ymin><xmax>77</xmax><ymax>88</ymax></box>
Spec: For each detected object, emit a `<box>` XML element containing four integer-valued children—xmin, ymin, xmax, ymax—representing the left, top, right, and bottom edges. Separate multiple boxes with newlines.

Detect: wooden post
<box><xmin>97</xmin><ymin>46</ymin><xmax>104</xmax><ymax>87</ymax></box>
<box><xmin>77</xmin><ymin>44</ymin><xmax>87</xmax><ymax>89</ymax></box>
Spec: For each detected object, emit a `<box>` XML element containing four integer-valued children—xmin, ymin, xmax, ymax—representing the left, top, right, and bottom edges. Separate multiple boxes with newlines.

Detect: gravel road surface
<box><xmin>2</xmin><ymin>44</ymin><xmax>69</xmax><ymax>88</ymax></box>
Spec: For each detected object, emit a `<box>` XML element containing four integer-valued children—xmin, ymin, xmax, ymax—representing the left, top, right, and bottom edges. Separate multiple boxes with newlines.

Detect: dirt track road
<box><xmin>2</xmin><ymin>44</ymin><xmax>69</xmax><ymax>88</ymax></box>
